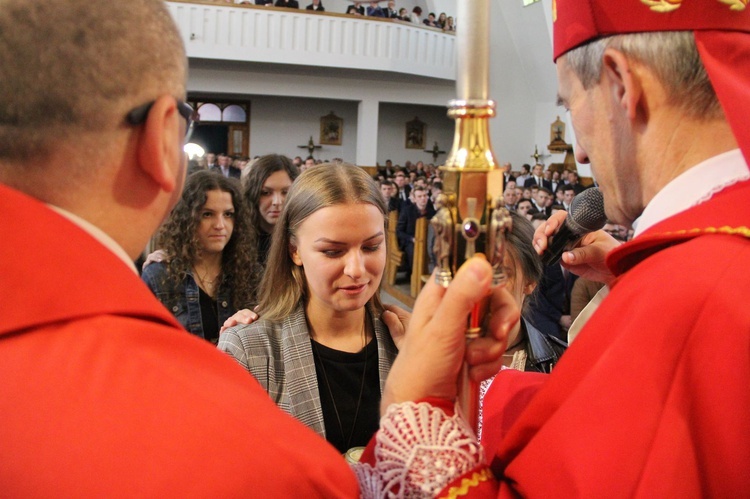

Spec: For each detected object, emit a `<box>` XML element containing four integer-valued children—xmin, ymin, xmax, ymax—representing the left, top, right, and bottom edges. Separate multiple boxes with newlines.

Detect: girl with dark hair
<box><xmin>242</xmin><ymin>154</ymin><xmax>300</xmax><ymax>267</ymax></box>
<box><xmin>219</xmin><ymin>163</ymin><xmax>403</xmax><ymax>454</ymax></box>
<box><xmin>492</xmin><ymin>211</ymin><xmax>567</xmax><ymax>373</ymax></box>
<box><xmin>142</xmin><ymin>171</ymin><xmax>257</xmax><ymax>344</ymax></box>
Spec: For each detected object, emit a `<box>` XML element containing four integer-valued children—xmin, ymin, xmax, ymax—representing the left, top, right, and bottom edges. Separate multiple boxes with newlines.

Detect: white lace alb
<box><xmin>353</xmin><ymin>401</ymin><xmax>485</xmax><ymax>498</ymax></box>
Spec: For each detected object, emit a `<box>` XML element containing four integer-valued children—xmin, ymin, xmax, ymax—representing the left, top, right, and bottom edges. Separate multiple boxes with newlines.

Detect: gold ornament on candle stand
<box><xmin>435</xmin><ymin>0</ymin><xmax>512</xmax><ymax>433</ymax></box>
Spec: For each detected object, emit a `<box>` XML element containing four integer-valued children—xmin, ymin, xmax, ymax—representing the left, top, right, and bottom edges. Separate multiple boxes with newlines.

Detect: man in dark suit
<box><xmin>561</xmin><ymin>184</ymin><xmax>576</xmax><ymax>212</ymax></box>
<box><xmin>531</xmin><ymin>186</ymin><xmax>553</xmax><ymax>217</ymax></box>
<box><xmin>210</xmin><ymin>153</ymin><xmax>241</xmax><ymax>179</ymax></box>
<box><xmin>524</xmin><ymin>163</ymin><xmax>553</xmax><ymax>190</ymax></box>
<box><xmin>205</xmin><ymin>152</ymin><xmax>217</xmax><ymax>170</ymax></box>
<box><xmin>306</xmin><ymin>0</ymin><xmax>324</xmax><ymax>10</ymax></box>
<box><xmin>380</xmin><ymin>180</ymin><xmax>399</xmax><ymax>212</ymax></box>
<box><xmin>501</xmin><ymin>162</ymin><xmax>516</xmax><ymax>185</ymax></box>
<box><xmin>568</xmin><ymin>170</ymin><xmax>586</xmax><ymax>194</ymax></box>
<box><xmin>392</xmin><ymin>169</ymin><xmax>411</xmax><ymax>211</ymax></box>
<box><xmin>397</xmin><ymin>186</ymin><xmax>435</xmax><ymax>273</ymax></box>
<box><xmin>275</xmin><ymin>0</ymin><xmax>299</xmax><ymax>8</ymax></box>
<box><xmin>347</xmin><ymin>2</ymin><xmax>365</xmax><ymax>15</ymax></box>
<box><xmin>366</xmin><ymin>1</ymin><xmax>384</xmax><ymax>17</ymax></box>
<box><xmin>382</xmin><ymin>0</ymin><xmax>398</xmax><ymax>18</ymax></box>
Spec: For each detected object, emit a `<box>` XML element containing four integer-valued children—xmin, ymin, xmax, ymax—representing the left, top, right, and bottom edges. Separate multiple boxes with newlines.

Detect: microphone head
<box><xmin>567</xmin><ymin>187</ymin><xmax>607</xmax><ymax>235</ymax></box>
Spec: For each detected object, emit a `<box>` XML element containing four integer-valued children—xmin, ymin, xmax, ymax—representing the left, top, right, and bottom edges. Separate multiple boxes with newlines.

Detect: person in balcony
<box><xmin>274</xmin><ymin>0</ymin><xmax>299</xmax><ymax>7</ymax></box>
<box><xmin>408</xmin><ymin>6</ymin><xmax>421</xmax><ymax>24</ymax></box>
<box><xmin>382</xmin><ymin>0</ymin><xmax>398</xmax><ymax>18</ymax></box>
<box><xmin>423</xmin><ymin>12</ymin><xmax>439</xmax><ymax>28</ymax></box>
<box><xmin>305</xmin><ymin>0</ymin><xmax>324</xmax><ymax>11</ymax></box>
<box><xmin>365</xmin><ymin>1</ymin><xmax>384</xmax><ymax>17</ymax></box>
<box><xmin>346</xmin><ymin>2</ymin><xmax>364</xmax><ymax>15</ymax></box>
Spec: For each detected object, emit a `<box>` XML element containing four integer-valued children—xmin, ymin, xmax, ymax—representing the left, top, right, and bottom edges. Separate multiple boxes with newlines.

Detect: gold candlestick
<box><xmin>433</xmin><ymin>0</ymin><xmax>511</xmax><ymax>434</ymax></box>
<box><xmin>456</xmin><ymin>0</ymin><xmax>490</xmax><ymax>100</ymax></box>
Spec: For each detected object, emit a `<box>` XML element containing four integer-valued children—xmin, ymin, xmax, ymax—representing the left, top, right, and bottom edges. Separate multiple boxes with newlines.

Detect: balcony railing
<box><xmin>166</xmin><ymin>1</ymin><xmax>456</xmax><ymax>81</ymax></box>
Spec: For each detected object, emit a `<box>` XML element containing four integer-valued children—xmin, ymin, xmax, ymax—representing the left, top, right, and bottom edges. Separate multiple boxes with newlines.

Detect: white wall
<box><xmin>485</xmin><ymin>4</ymin><xmax>537</xmax><ymax>170</ymax></box>
<box><xmin>377</xmin><ymin>102</ymin><xmax>453</xmax><ymax>166</ymax></box>
<box><xmin>187</xmin><ymin>60</ymin><xmax>456</xmax><ymax>165</ymax></box>
<box><xmin>246</xmin><ymin>95</ymin><xmax>360</xmax><ymax>161</ymax></box>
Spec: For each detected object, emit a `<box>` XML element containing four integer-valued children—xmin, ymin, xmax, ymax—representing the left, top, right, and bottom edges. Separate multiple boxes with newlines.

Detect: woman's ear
<box><xmin>290</xmin><ymin>244</ymin><xmax>302</xmax><ymax>266</ymax></box>
<box><xmin>524</xmin><ymin>281</ymin><xmax>537</xmax><ymax>296</ymax></box>
<box><xmin>136</xmin><ymin>95</ymin><xmax>183</xmax><ymax>193</ymax></box>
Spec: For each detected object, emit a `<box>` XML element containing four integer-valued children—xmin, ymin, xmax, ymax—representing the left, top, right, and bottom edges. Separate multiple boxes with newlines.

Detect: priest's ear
<box><xmin>135</xmin><ymin>95</ymin><xmax>184</xmax><ymax>194</ymax></box>
<box><xmin>601</xmin><ymin>48</ymin><xmax>644</xmax><ymax>122</ymax></box>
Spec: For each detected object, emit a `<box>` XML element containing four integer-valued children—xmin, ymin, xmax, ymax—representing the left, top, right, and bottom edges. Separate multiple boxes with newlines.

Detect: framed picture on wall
<box><xmin>320</xmin><ymin>112</ymin><xmax>343</xmax><ymax>145</ymax></box>
<box><xmin>405</xmin><ymin>117</ymin><xmax>426</xmax><ymax>149</ymax></box>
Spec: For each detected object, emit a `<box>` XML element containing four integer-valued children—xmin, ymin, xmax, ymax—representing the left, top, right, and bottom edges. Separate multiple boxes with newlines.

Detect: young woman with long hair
<box><xmin>142</xmin><ymin>170</ymin><xmax>257</xmax><ymax>344</ymax></box>
<box><xmin>219</xmin><ymin>163</ymin><xmax>403</xmax><ymax>454</ymax></box>
<box><xmin>242</xmin><ymin>154</ymin><xmax>300</xmax><ymax>267</ymax></box>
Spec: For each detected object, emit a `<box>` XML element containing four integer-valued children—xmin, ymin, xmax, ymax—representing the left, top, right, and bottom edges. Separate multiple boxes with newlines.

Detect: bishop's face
<box><xmin>556</xmin><ymin>55</ymin><xmax>639</xmax><ymax>225</ymax></box>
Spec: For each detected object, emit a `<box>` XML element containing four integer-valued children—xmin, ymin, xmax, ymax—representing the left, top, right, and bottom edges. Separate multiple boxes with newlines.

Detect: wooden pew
<box><xmin>410</xmin><ymin>217</ymin><xmax>430</xmax><ymax>297</ymax></box>
<box><xmin>385</xmin><ymin>210</ymin><xmax>403</xmax><ymax>286</ymax></box>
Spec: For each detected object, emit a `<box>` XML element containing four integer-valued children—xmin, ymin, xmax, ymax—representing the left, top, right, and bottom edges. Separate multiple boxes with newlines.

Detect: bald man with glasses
<box><xmin>0</xmin><ymin>1</ymin><xmax>357</xmax><ymax>495</ymax></box>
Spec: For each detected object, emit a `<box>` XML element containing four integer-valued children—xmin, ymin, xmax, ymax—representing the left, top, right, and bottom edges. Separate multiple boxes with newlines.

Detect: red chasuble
<box><xmin>0</xmin><ymin>183</ymin><xmax>358</xmax><ymax>497</ymax></box>
<box><xmin>482</xmin><ymin>179</ymin><xmax>750</xmax><ymax>497</ymax></box>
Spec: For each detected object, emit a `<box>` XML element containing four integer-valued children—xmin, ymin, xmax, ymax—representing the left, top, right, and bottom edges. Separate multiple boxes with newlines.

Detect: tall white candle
<box><xmin>456</xmin><ymin>0</ymin><xmax>490</xmax><ymax>101</ymax></box>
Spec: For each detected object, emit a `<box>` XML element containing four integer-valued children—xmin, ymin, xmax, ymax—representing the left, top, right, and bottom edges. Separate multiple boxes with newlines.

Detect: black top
<box><xmin>311</xmin><ymin>337</ymin><xmax>380</xmax><ymax>454</ymax></box>
<box><xmin>198</xmin><ymin>287</ymin><xmax>220</xmax><ymax>344</ymax></box>
<box><xmin>257</xmin><ymin>231</ymin><xmax>272</xmax><ymax>267</ymax></box>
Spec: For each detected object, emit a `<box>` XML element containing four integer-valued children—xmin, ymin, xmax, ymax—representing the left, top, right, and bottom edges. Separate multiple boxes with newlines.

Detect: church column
<box><xmin>356</xmin><ymin>98</ymin><xmax>380</xmax><ymax>167</ymax></box>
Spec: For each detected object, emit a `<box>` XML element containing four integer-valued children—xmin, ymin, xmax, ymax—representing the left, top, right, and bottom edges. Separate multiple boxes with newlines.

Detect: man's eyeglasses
<box><xmin>126</xmin><ymin>100</ymin><xmax>194</xmax><ymax>142</ymax></box>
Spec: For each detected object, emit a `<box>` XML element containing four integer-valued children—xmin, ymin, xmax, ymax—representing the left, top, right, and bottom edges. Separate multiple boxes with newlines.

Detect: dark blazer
<box><xmin>396</xmin><ymin>203</ymin><xmax>435</xmax><ymax>250</ymax></box>
<box><xmin>527</xmin><ymin>262</ymin><xmax>577</xmax><ymax>342</ymax></box>
<box><xmin>387</xmin><ymin>197</ymin><xmax>400</xmax><ymax>213</ymax></box>
<box><xmin>570</xmin><ymin>182</ymin><xmax>587</xmax><ymax>195</ymax></box>
<box><xmin>275</xmin><ymin>0</ymin><xmax>299</xmax><ymax>7</ymax></box>
<box><xmin>524</xmin><ymin>176</ymin><xmax>553</xmax><ymax>190</ymax></box>
<box><xmin>531</xmin><ymin>200</ymin><xmax>550</xmax><ymax>217</ymax></box>
<box><xmin>366</xmin><ymin>6</ymin><xmax>384</xmax><ymax>17</ymax></box>
<box><xmin>209</xmin><ymin>165</ymin><xmax>241</xmax><ymax>179</ymax></box>
<box><xmin>395</xmin><ymin>185</ymin><xmax>411</xmax><ymax>211</ymax></box>
<box><xmin>347</xmin><ymin>3</ymin><xmax>365</xmax><ymax>15</ymax></box>
<box><xmin>306</xmin><ymin>3</ymin><xmax>324</xmax><ymax>10</ymax></box>
<box><xmin>382</xmin><ymin>7</ymin><xmax>398</xmax><ymax>18</ymax></box>
<box><xmin>255</xmin><ymin>0</ymin><xmax>273</xmax><ymax>4</ymax></box>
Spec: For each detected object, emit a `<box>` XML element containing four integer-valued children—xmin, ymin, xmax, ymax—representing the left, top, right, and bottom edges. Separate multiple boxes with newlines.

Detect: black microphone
<box><xmin>542</xmin><ymin>187</ymin><xmax>607</xmax><ymax>266</ymax></box>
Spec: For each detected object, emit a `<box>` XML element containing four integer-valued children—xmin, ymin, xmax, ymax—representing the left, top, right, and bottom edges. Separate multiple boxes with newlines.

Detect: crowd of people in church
<box><xmin>217</xmin><ymin>0</ymin><xmax>457</xmax><ymax>31</ymax></box>
<box><xmin>8</xmin><ymin>0</ymin><xmax>749</xmax><ymax>495</ymax></box>
<box><xmin>134</xmin><ymin>148</ymin><xmax>616</xmax><ymax>453</ymax></box>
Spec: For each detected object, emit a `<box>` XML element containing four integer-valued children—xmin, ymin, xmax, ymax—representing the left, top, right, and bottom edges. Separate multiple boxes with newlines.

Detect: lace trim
<box><xmin>695</xmin><ymin>173</ymin><xmax>750</xmax><ymax>205</ymax></box>
<box><xmin>354</xmin><ymin>401</ymin><xmax>485</xmax><ymax>498</ymax></box>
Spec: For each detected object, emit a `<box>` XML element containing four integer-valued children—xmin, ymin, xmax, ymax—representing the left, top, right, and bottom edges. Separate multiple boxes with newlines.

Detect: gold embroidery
<box><xmin>552</xmin><ymin>0</ymin><xmax>557</xmax><ymax>22</ymax></box>
<box><xmin>641</xmin><ymin>0</ymin><xmax>682</xmax><ymax>12</ymax></box>
<box><xmin>718</xmin><ymin>0</ymin><xmax>748</xmax><ymax>11</ymax></box>
<box><xmin>655</xmin><ymin>226</ymin><xmax>750</xmax><ymax>238</ymax></box>
<box><xmin>439</xmin><ymin>468</ymin><xmax>494</xmax><ymax>499</ymax></box>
